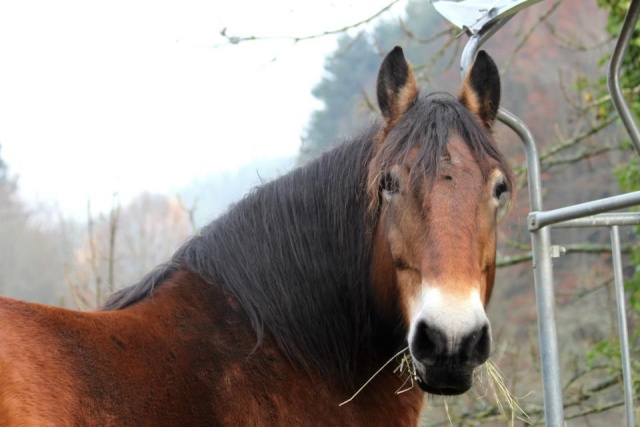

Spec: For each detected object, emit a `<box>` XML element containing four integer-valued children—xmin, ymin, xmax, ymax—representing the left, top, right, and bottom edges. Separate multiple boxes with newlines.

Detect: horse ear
<box><xmin>459</xmin><ymin>50</ymin><xmax>501</xmax><ymax>129</ymax></box>
<box><xmin>377</xmin><ymin>46</ymin><xmax>418</xmax><ymax>127</ymax></box>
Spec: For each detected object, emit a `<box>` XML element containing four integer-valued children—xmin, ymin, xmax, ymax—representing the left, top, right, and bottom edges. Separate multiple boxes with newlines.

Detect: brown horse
<box><xmin>0</xmin><ymin>47</ymin><xmax>513</xmax><ymax>426</ymax></box>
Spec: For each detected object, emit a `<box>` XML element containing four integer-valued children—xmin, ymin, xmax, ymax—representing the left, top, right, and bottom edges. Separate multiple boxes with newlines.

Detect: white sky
<box><xmin>0</xmin><ymin>0</ymin><xmax>406</xmax><ymax>218</ymax></box>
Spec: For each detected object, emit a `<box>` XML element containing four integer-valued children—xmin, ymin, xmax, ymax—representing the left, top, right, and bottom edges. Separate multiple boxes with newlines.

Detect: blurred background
<box><xmin>0</xmin><ymin>0</ymin><xmax>638</xmax><ymax>424</ymax></box>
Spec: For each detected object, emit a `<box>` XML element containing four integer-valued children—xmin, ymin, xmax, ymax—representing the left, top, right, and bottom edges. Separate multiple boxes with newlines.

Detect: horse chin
<box><xmin>412</xmin><ymin>360</ymin><xmax>474</xmax><ymax>396</ymax></box>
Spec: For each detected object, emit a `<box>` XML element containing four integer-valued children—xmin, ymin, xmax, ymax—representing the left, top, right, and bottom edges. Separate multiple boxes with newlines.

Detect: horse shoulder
<box><xmin>0</xmin><ymin>297</ymin><xmax>90</xmax><ymax>425</ymax></box>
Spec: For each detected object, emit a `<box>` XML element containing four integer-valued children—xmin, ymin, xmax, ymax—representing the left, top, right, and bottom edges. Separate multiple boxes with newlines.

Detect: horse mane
<box><xmin>102</xmin><ymin>92</ymin><xmax>513</xmax><ymax>379</ymax></box>
<box><xmin>103</xmin><ymin>124</ymin><xmax>383</xmax><ymax>378</ymax></box>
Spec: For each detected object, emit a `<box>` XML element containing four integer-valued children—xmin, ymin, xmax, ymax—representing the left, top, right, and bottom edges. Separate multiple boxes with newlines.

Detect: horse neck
<box><xmin>179</xmin><ymin>133</ymin><xmax>405</xmax><ymax>381</ymax></box>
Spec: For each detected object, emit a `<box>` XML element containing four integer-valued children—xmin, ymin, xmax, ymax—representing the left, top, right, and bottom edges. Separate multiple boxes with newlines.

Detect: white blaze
<box><xmin>408</xmin><ymin>286</ymin><xmax>488</xmax><ymax>353</ymax></box>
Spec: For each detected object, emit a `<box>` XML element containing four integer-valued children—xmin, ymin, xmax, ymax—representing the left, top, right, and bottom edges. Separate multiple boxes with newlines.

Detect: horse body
<box><xmin>0</xmin><ymin>272</ymin><xmax>422</xmax><ymax>426</ymax></box>
<box><xmin>0</xmin><ymin>47</ymin><xmax>513</xmax><ymax>426</ymax></box>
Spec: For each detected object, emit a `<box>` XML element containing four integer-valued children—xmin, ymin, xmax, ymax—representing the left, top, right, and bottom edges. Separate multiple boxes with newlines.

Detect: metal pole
<box><xmin>608</xmin><ymin>0</ymin><xmax>640</xmax><ymax>157</ymax></box>
<box><xmin>500</xmin><ymin>109</ymin><xmax>565</xmax><ymax>427</ymax></box>
<box><xmin>461</xmin><ymin>26</ymin><xmax>565</xmax><ymax>427</ymax></box>
<box><xmin>529</xmin><ymin>192</ymin><xmax>640</xmax><ymax>231</ymax></box>
<box><xmin>459</xmin><ymin>17</ymin><xmax>513</xmax><ymax>77</ymax></box>
<box><xmin>609</xmin><ymin>226</ymin><xmax>636</xmax><ymax>427</ymax></box>
<box><xmin>551</xmin><ymin>212</ymin><xmax>640</xmax><ymax>228</ymax></box>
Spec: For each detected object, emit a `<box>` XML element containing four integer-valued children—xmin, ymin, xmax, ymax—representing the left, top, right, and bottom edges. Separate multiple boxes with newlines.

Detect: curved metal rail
<box><xmin>609</xmin><ymin>0</ymin><xmax>640</xmax><ymax>156</ymax></box>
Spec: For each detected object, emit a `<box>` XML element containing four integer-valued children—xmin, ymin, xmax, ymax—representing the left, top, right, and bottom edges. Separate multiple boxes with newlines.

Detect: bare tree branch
<box><xmin>502</xmin><ymin>0</ymin><xmax>563</xmax><ymax>73</ymax></box>
<box><xmin>564</xmin><ymin>400</ymin><xmax>625</xmax><ymax>420</ymax></box>
<box><xmin>176</xmin><ymin>195</ymin><xmax>199</xmax><ymax>234</ymax></box>
<box><xmin>86</xmin><ymin>202</ymin><xmax>103</xmax><ymax>308</ymax></box>
<box><xmin>219</xmin><ymin>1</ymin><xmax>400</xmax><ymax>45</ymax></box>
<box><xmin>540</xmin><ymin>115</ymin><xmax>617</xmax><ymax>162</ymax></box>
<box><xmin>107</xmin><ymin>195</ymin><xmax>121</xmax><ymax>294</ymax></box>
<box><xmin>397</xmin><ymin>20</ymin><xmax>455</xmax><ymax>45</ymax></box>
<box><xmin>542</xmin><ymin>143</ymin><xmax>624</xmax><ymax>170</ymax></box>
<box><xmin>544</xmin><ymin>20</ymin><xmax>615</xmax><ymax>52</ymax></box>
<box><xmin>498</xmin><ymin>243</ymin><xmax>634</xmax><ymax>268</ymax></box>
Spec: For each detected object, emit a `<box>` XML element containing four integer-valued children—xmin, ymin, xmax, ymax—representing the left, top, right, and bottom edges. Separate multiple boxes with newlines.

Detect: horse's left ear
<box><xmin>459</xmin><ymin>50</ymin><xmax>500</xmax><ymax>129</ymax></box>
<box><xmin>377</xmin><ymin>46</ymin><xmax>418</xmax><ymax>128</ymax></box>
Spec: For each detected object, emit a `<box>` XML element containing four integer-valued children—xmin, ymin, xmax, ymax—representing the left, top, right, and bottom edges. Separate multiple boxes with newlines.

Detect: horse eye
<box><xmin>381</xmin><ymin>173</ymin><xmax>398</xmax><ymax>194</ymax></box>
<box><xmin>494</xmin><ymin>181</ymin><xmax>509</xmax><ymax>200</ymax></box>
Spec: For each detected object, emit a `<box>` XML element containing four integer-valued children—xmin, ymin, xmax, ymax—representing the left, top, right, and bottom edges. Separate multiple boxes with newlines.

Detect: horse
<box><xmin>0</xmin><ymin>46</ymin><xmax>513</xmax><ymax>426</ymax></box>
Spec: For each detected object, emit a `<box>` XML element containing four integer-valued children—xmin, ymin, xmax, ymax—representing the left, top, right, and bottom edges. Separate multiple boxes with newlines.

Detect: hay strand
<box><xmin>481</xmin><ymin>358</ymin><xmax>530</xmax><ymax>423</ymax></box>
<box><xmin>339</xmin><ymin>347</ymin><xmax>410</xmax><ymax>406</ymax></box>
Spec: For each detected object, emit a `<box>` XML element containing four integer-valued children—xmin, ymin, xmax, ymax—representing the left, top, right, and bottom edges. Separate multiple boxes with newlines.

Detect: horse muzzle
<box><xmin>409</xmin><ymin>323</ymin><xmax>491</xmax><ymax>395</ymax></box>
<box><xmin>407</xmin><ymin>288</ymin><xmax>492</xmax><ymax>395</ymax></box>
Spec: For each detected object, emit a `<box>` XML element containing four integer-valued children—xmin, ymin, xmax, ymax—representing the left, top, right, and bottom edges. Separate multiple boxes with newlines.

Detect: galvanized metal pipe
<box><xmin>608</xmin><ymin>0</ymin><xmax>640</xmax><ymax>157</ymax></box>
<box><xmin>551</xmin><ymin>212</ymin><xmax>640</xmax><ymax>228</ymax></box>
<box><xmin>459</xmin><ymin>16</ymin><xmax>513</xmax><ymax>78</ymax></box>
<box><xmin>500</xmin><ymin>109</ymin><xmax>564</xmax><ymax>427</ymax></box>
<box><xmin>461</xmin><ymin>27</ymin><xmax>565</xmax><ymax>427</ymax></box>
<box><xmin>529</xmin><ymin>191</ymin><xmax>640</xmax><ymax>231</ymax></box>
<box><xmin>609</xmin><ymin>226</ymin><xmax>636</xmax><ymax>427</ymax></box>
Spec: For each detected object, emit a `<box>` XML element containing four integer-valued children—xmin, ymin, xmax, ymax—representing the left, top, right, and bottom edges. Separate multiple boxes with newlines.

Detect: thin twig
<box><xmin>540</xmin><ymin>115</ymin><xmax>617</xmax><ymax>161</ymax></box>
<box><xmin>498</xmin><ymin>243</ymin><xmax>634</xmax><ymax>268</ymax></box>
<box><xmin>220</xmin><ymin>1</ymin><xmax>400</xmax><ymax>46</ymax></box>
<box><xmin>397</xmin><ymin>20</ymin><xmax>454</xmax><ymax>45</ymax></box>
<box><xmin>502</xmin><ymin>0</ymin><xmax>563</xmax><ymax>73</ymax></box>
<box><xmin>86</xmin><ymin>201</ymin><xmax>102</xmax><ymax>308</ymax></box>
<box><xmin>544</xmin><ymin>21</ymin><xmax>615</xmax><ymax>52</ymax></box>
<box><xmin>107</xmin><ymin>194</ymin><xmax>121</xmax><ymax>295</ymax></box>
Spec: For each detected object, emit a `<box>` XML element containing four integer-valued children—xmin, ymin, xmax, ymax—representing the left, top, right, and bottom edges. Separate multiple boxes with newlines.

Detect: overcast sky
<box><xmin>0</xmin><ymin>0</ymin><xmax>406</xmax><ymax>218</ymax></box>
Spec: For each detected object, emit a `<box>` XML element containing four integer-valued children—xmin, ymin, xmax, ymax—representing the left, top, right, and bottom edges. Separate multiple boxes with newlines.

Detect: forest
<box><xmin>0</xmin><ymin>0</ymin><xmax>638</xmax><ymax>424</ymax></box>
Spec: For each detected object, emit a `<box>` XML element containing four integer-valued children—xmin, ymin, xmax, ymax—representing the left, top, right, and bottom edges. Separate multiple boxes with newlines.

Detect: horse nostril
<box><xmin>460</xmin><ymin>324</ymin><xmax>491</xmax><ymax>367</ymax></box>
<box><xmin>410</xmin><ymin>321</ymin><xmax>447</xmax><ymax>365</ymax></box>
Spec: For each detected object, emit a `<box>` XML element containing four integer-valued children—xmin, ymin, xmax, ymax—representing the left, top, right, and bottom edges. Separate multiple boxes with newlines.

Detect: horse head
<box><xmin>369</xmin><ymin>47</ymin><xmax>513</xmax><ymax>395</ymax></box>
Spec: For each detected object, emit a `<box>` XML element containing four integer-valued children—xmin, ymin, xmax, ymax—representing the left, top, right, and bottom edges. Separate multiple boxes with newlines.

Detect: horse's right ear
<box><xmin>459</xmin><ymin>50</ymin><xmax>501</xmax><ymax>130</ymax></box>
<box><xmin>377</xmin><ymin>46</ymin><xmax>418</xmax><ymax>128</ymax></box>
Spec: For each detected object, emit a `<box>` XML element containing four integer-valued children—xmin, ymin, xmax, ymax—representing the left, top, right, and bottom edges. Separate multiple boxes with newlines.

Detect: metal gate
<box><xmin>433</xmin><ymin>1</ymin><xmax>639</xmax><ymax>425</ymax></box>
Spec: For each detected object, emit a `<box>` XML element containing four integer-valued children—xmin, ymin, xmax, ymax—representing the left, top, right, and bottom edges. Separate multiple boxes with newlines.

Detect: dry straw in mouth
<box><xmin>340</xmin><ymin>350</ymin><xmax>530</xmax><ymax>427</ymax></box>
<box><xmin>339</xmin><ymin>347</ymin><xmax>413</xmax><ymax>406</ymax></box>
<box><xmin>479</xmin><ymin>359</ymin><xmax>530</xmax><ymax>424</ymax></box>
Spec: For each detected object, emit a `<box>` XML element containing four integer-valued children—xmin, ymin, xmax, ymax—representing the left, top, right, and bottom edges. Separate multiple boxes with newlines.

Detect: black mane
<box><xmin>102</xmin><ymin>93</ymin><xmax>513</xmax><ymax>378</ymax></box>
<box><xmin>104</xmin><ymin>124</ymin><xmax>383</xmax><ymax>378</ymax></box>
